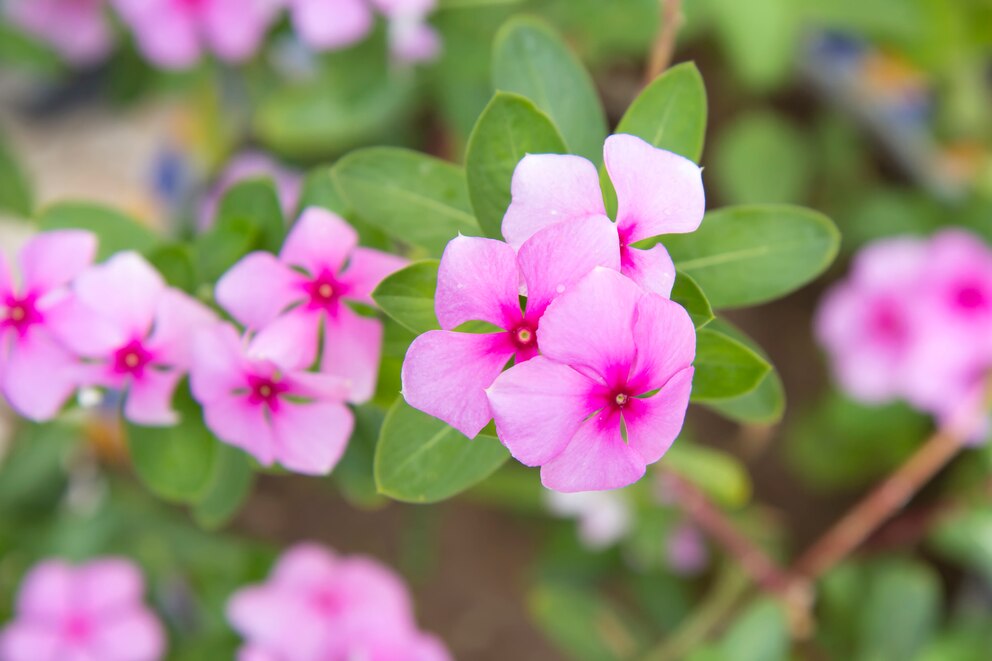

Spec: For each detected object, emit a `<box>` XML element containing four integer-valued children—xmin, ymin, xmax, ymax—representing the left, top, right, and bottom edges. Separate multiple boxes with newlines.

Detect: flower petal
<box><xmin>623</xmin><ymin>367</ymin><xmax>693</xmax><ymax>464</ymax></box>
<box><xmin>201</xmin><ymin>0</ymin><xmax>276</xmax><ymax>63</ymax></box>
<box><xmin>271</xmin><ymin>401</ymin><xmax>354</xmax><ymax>475</ymax></box>
<box><xmin>16</xmin><ymin>560</ymin><xmax>73</xmax><ymax>619</ymax></box>
<box><xmin>518</xmin><ymin>215</ymin><xmax>621</xmax><ymax>321</ymax></box>
<box><xmin>249</xmin><ymin>307</ymin><xmax>320</xmax><ymax>372</ymax></box>
<box><xmin>190</xmin><ymin>323</ymin><xmax>247</xmax><ymax>403</ymax></box>
<box><xmin>606</xmin><ymin>134</ymin><xmax>705</xmax><ymax>242</ymax></box>
<box><xmin>402</xmin><ymin>330</ymin><xmax>515</xmax><ymax>438</ymax></box>
<box><xmin>540</xmin><ymin>410</ymin><xmax>646</xmax><ymax>492</ymax></box>
<box><xmin>486</xmin><ymin>356</ymin><xmax>599</xmax><ymax>466</ymax></box>
<box><xmin>73</xmin><ymin>252</ymin><xmax>164</xmax><ymax>339</ymax></box>
<box><xmin>18</xmin><ymin>230</ymin><xmax>96</xmax><ymax>294</ymax></box>
<box><xmin>290</xmin><ymin>0</ymin><xmax>374</xmax><ymax>50</ymax></box>
<box><xmin>117</xmin><ymin>1</ymin><xmax>201</xmax><ymax>69</ymax></box>
<box><xmin>145</xmin><ymin>289</ymin><xmax>217</xmax><ymax>369</ymax></box>
<box><xmin>338</xmin><ymin>247</ymin><xmax>408</xmax><ymax>307</ymax></box>
<box><xmin>389</xmin><ymin>17</ymin><xmax>441</xmax><ymax>63</ymax></box>
<box><xmin>281</xmin><ymin>208</ymin><xmax>358</xmax><ymax>276</ymax></box>
<box><xmin>502</xmin><ymin>154</ymin><xmax>606</xmax><ymax>249</ymax></box>
<box><xmin>76</xmin><ymin>558</ymin><xmax>144</xmax><ymax>613</ymax></box>
<box><xmin>627</xmin><ymin>291</ymin><xmax>696</xmax><ymax>393</ymax></box>
<box><xmin>320</xmin><ymin>309</ymin><xmax>383</xmax><ymax>404</ymax></box>
<box><xmin>124</xmin><ymin>369</ymin><xmax>184</xmax><ymax>426</ymax></box>
<box><xmin>203</xmin><ymin>395</ymin><xmax>276</xmax><ymax>466</ymax></box>
<box><xmin>621</xmin><ymin>243</ymin><xmax>676</xmax><ymax>298</ymax></box>
<box><xmin>0</xmin><ymin>622</ymin><xmax>60</xmax><ymax>661</ymax></box>
<box><xmin>227</xmin><ymin>587</ymin><xmax>323</xmax><ymax>658</ymax></box>
<box><xmin>216</xmin><ymin>252</ymin><xmax>303</xmax><ymax>330</ymax></box>
<box><xmin>270</xmin><ymin>543</ymin><xmax>339</xmax><ymax>588</ymax></box>
<box><xmin>435</xmin><ymin>235</ymin><xmax>521</xmax><ymax>330</ymax></box>
<box><xmin>537</xmin><ymin>267</ymin><xmax>638</xmax><ymax>388</ymax></box>
<box><xmin>94</xmin><ymin>610</ymin><xmax>165</xmax><ymax>661</ymax></box>
<box><xmin>2</xmin><ymin>330</ymin><xmax>79</xmax><ymax>421</ymax></box>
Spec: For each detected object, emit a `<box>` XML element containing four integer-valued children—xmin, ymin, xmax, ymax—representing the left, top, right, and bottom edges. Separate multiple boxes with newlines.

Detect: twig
<box><xmin>644</xmin><ymin>0</ymin><xmax>684</xmax><ymax>84</ymax></box>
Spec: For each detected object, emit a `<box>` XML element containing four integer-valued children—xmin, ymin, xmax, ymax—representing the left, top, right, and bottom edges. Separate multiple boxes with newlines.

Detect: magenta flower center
<box><xmin>112</xmin><ymin>339</ymin><xmax>155</xmax><ymax>377</ymax></box>
<box><xmin>1</xmin><ymin>294</ymin><xmax>43</xmax><ymax>335</ymax></box>
<box><xmin>868</xmin><ymin>303</ymin><xmax>907</xmax><ymax>344</ymax></box>
<box><xmin>513</xmin><ymin>326</ymin><xmax>535</xmax><ymax>347</ymax></box>
<box><xmin>304</xmin><ymin>271</ymin><xmax>341</xmax><ymax>311</ymax></box>
<box><xmin>246</xmin><ymin>373</ymin><xmax>289</xmax><ymax>411</ymax></box>
<box><xmin>62</xmin><ymin>612</ymin><xmax>93</xmax><ymax>642</ymax></box>
<box><xmin>174</xmin><ymin>0</ymin><xmax>206</xmax><ymax>12</ymax></box>
<box><xmin>954</xmin><ymin>282</ymin><xmax>989</xmax><ymax>312</ymax></box>
<box><xmin>614</xmin><ymin>392</ymin><xmax>629</xmax><ymax>407</ymax></box>
<box><xmin>309</xmin><ymin>588</ymin><xmax>344</xmax><ymax>615</ymax></box>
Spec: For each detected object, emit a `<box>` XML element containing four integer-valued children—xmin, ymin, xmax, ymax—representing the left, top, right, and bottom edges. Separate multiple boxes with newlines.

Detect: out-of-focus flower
<box><xmin>216</xmin><ymin>208</ymin><xmax>406</xmax><ymax>404</ymax></box>
<box><xmin>0</xmin><ymin>557</ymin><xmax>165</xmax><ymax>661</ymax></box>
<box><xmin>57</xmin><ymin>252</ymin><xmax>216</xmax><ymax>426</ymax></box>
<box><xmin>402</xmin><ymin>217</ymin><xmax>620</xmax><ymax>438</ymax></box>
<box><xmin>287</xmin><ymin>0</ymin><xmax>375</xmax><ymax>52</ymax></box>
<box><xmin>665</xmin><ymin>523</ymin><xmax>709</xmax><ymax>576</ymax></box>
<box><xmin>190</xmin><ymin>322</ymin><xmax>354</xmax><ymax>474</ymax></box>
<box><xmin>3</xmin><ymin>0</ymin><xmax>113</xmax><ymax>66</ymax></box>
<box><xmin>111</xmin><ymin>0</ymin><xmax>281</xmax><ymax>69</ymax></box>
<box><xmin>227</xmin><ymin>542</ymin><xmax>449</xmax><ymax>660</ymax></box>
<box><xmin>370</xmin><ymin>0</ymin><xmax>439</xmax><ymax>62</ymax></box>
<box><xmin>199</xmin><ymin>152</ymin><xmax>303</xmax><ymax>232</ymax></box>
<box><xmin>0</xmin><ymin>231</ymin><xmax>96</xmax><ymax>421</ymax></box>
<box><xmin>503</xmin><ymin>134</ymin><xmax>705</xmax><ymax>297</ymax></box>
<box><xmin>545</xmin><ymin>489</ymin><xmax>632</xmax><ymax>549</ymax></box>
<box><xmin>487</xmin><ymin>268</ymin><xmax>695</xmax><ymax>492</ymax></box>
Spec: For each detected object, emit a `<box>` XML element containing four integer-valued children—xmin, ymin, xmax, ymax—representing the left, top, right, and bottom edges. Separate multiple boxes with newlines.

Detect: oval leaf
<box><xmin>671</xmin><ymin>271</ymin><xmax>714</xmax><ymax>328</ymax></box>
<box><xmin>372</xmin><ymin>260</ymin><xmax>441</xmax><ymax>334</ymax></box>
<box><xmin>192</xmin><ymin>444</ymin><xmax>254</xmax><ymax>529</ymax></box>
<box><xmin>692</xmin><ymin>327</ymin><xmax>771</xmax><ymax>401</ymax></box>
<box><xmin>374</xmin><ymin>400</ymin><xmax>509</xmax><ymax>503</ymax></box>
<box><xmin>38</xmin><ymin>202</ymin><xmax>159</xmax><ymax>260</ymax></box>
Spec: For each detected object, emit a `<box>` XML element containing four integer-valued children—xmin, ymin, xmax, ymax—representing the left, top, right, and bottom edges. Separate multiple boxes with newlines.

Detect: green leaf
<box><xmin>929</xmin><ymin>506</ymin><xmax>992</xmax><ymax>582</ymax></box>
<box><xmin>700</xmin><ymin>318</ymin><xmax>784</xmax><ymax>424</ymax></box>
<box><xmin>333</xmin><ymin>406</ymin><xmax>387</xmax><ymax>509</ymax></box>
<box><xmin>719</xmin><ymin>598</ymin><xmax>789</xmax><ymax>661</ymax></box>
<box><xmin>616</xmin><ymin>61</ymin><xmax>707</xmax><ymax>162</ymax></box>
<box><xmin>709</xmin><ymin>0</ymin><xmax>798</xmax><ymax>91</ymax></box>
<box><xmin>333</xmin><ymin>147</ymin><xmax>480</xmax><ymax>255</ymax></box>
<box><xmin>125</xmin><ymin>385</ymin><xmax>217</xmax><ymax>504</ymax></box>
<box><xmin>372</xmin><ymin>260</ymin><xmax>441</xmax><ymax>334</ymax></box>
<box><xmin>492</xmin><ymin>16</ymin><xmax>607</xmax><ymax>162</ymax></box>
<box><xmin>38</xmin><ymin>203</ymin><xmax>159</xmax><ymax>260</ymax></box>
<box><xmin>0</xmin><ymin>130</ymin><xmax>32</xmax><ymax>217</ymax></box>
<box><xmin>192</xmin><ymin>444</ymin><xmax>254</xmax><ymax>529</ymax></box>
<box><xmin>374</xmin><ymin>400</ymin><xmax>509</xmax><ymax>503</ymax></box>
<box><xmin>0</xmin><ymin>22</ymin><xmax>62</xmax><ymax>75</ymax></box>
<box><xmin>857</xmin><ymin>560</ymin><xmax>940</xmax><ymax>661</ymax></box>
<box><xmin>670</xmin><ymin>271</ymin><xmax>713</xmax><ymax>328</ymax></box>
<box><xmin>692</xmin><ymin>328</ymin><xmax>771</xmax><ymax>401</ymax></box>
<box><xmin>147</xmin><ymin>243</ymin><xmax>197</xmax><ymax>293</ymax></box>
<box><xmin>465</xmin><ymin>92</ymin><xmax>567</xmax><ymax>239</ymax></box>
<box><xmin>662</xmin><ymin>204</ymin><xmax>840</xmax><ymax>309</ymax></box>
<box><xmin>297</xmin><ymin>166</ymin><xmax>351</xmax><ymax>217</ymax></box>
<box><xmin>665</xmin><ymin>442</ymin><xmax>752</xmax><ymax>507</ymax></box>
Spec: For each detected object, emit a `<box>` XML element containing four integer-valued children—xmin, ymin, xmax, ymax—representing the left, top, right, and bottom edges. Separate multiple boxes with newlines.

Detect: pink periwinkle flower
<box><xmin>198</xmin><ymin>151</ymin><xmax>303</xmax><ymax>232</ymax></box>
<box><xmin>287</xmin><ymin>0</ymin><xmax>375</xmax><ymax>52</ymax></box>
<box><xmin>227</xmin><ymin>543</ymin><xmax>450</xmax><ymax>661</ymax></box>
<box><xmin>216</xmin><ymin>207</ymin><xmax>406</xmax><ymax>405</ymax></box>
<box><xmin>0</xmin><ymin>231</ymin><xmax>97</xmax><ymax>421</ymax></box>
<box><xmin>112</xmin><ymin>0</ymin><xmax>282</xmax><ymax>69</ymax></box>
<box><xmin>371</xmin><ymin>0</ymin><xmax>439</xmax><ymax>63</ymax></box>
<box><xmin>0</xmin><ymin>557</ymin><xmax>165</xmax><ymax>661</ymax></box>
<box><xmin>58</xmin><ymin>252</ymin><xmax>216</xmax><ymax>426</ymax></box>
<box><xmin>402</xmin><ymin>216</ymin><xmax>621</xmax><ymax>438</ymax></box>
<box><xmin>487</xmin><ymin>268</ymin><xmax>695</xmax><ymax>492</ymax></box>
<box><xmin>4</xmin><ymin>0</ymin><xmax>113</xmax><ymax>66</ymax></box>
<box><xmin>503</xmin><ymin>133</ymin><xmax>705</xmax><ymax>297</ymax></box>
<box><xmin>190</xmin><ymin>322</ymin><xmax>354</xmax><ymax>474</ymax></box>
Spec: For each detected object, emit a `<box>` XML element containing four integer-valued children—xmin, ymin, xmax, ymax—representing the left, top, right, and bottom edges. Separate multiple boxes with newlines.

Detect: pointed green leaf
<box><xmin>692</xmin><ymin>328</ymin><xmax>771</xmax><ymax>401</ymax></box>
<box><xmin>372</xmin><ymin>260</ymin><xmax>441</xmax><ymax>334</ymax></box>
<box><xmin>670</xmin><ymin>271</ymin><xmax>714</xmax><ymax>328</ymax></box>
<box><xmin>38</xmin><ymin>202</ymin><xmax>159</xmax><ymax>260</ymax></box>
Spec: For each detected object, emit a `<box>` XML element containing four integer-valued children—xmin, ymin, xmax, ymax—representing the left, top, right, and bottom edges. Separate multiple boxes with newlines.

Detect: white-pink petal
<box><xmin>338</xmin><ymin>247</ymin><xmax>408</xmax><ymax>307</ymax></box>
<box><xmin>271</xmin><ymin>401</ymin><xmax>354</xmax><ymax>474</ymax></box>
<box><xmin>2</xmin><ymin>330</ymin><xmax>79</xmax><ymax>421</ymax></box>
<box><xmin>216</xmin><ymin>252</ymin><xmax>303</xmax><ymax>330</ymax></box>
<box><xmin>627</xmin><ymin>292</ymin><xmax>696</xmax><ymax>393</ymax></box>
<box><xmin>18</xmin><ymin>230</ymin><xmax>96</xmax><ymax>295</ymax></box>
<box><xmin>623</xmin><ymin>367</ymin><xmax>693</xmax><ymax>464</ymax></box>
<box><xmin>124</xmin><ymin>368</ymin><xmax>185</xmax><ymax>426</ymax></box>
<box><xmin>620</xmin><ymin>242</ymin><xmax>677</xmax><ymax>298</ymax></box>
<box><xmin>73</xmin><ymin>252</ymin><xmax>165</xmax><ymax>340</ymax></box>
<box><xmin>540</xmin><ymin>411</ymin><xmax>646</xmax><ymax>492</ymax></box>
<box><xmin>320</xmin><ymin>309</ymin><xmax>383</xmax><ymax>404</ymax></box>
<box><xmin>434</xmin><ymin>235</ymin><xmax>521</xmax><ymax>331</ymax></box>
<box><xmin>291</xmin><ymin>0</ymin><xmax>375</xmax><ymax>51</ymax></box>
<box><xmin>281</xmin><ymin>208</ymin><xmax>358</xmax><ymax>277</ymax></box>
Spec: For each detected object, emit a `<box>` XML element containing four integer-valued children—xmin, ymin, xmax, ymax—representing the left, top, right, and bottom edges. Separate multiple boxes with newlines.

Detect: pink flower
<box><xmin>112</xmin><ymin>0</ymin><xmax>281</xmax><ymax>69</ymax></box>
<box><xmin>503</xmin><ymin>133</ymin><xmax>705</xmax><ymax>297</ymax></box>
<box><xmin>190</xmin><ymin>322</ymin><xmax>354</xmax><ymax>474</ymax></box>
<box><xmin>486</xmin><ymin>268</ymin><xmax>695</xmax><ymax>492</ymax></box>
<box><xmin>370</xmin><ymin>0</ymin><xmax>439</xmax><ymax>63</ymax></box>
<box><xmin>401</xmin><ymin>216</ymin><xmax>620</xmax><ymax>438</ymax></box>
<box><xmin>198</xmin><ymin>151</ymin><xmax>303</xmax><ymax>232</ymax></box>
<box><xmin>227</xmin><ymin>543</ymin><xmax>449</xmax><ymax>661</ymax></box>
<box><xmin>665</xmin><ymin>523</ymin><xmax>708</xmax><ymax>576</ymax></box>
<box><xmin>287</xmin><ymin>0</ymin><xmax>375</xmax><ymax>51</ymax></box>
<box><xmin>4</xmin><ymin>0</ymin><xmax>113</xmax><ymax>66</ymax></box>
<box><xmin>57</xmin><ymin>252</ymin><xmax>216</xmax><ymax>426</ymax></box>
<box><xmin>545</xmin><ymin>489</ymin><xmax>632</xmax><ymax>549</ymax></box>
<box><xmin>0</xmin><ymin>557</ymin><xmax>165</xmax><ymax>661</ymax></box>
<box><xmin>0</xmin><ymin>231</ymin><xmax>97</xmax><ymax>421</ymax></box>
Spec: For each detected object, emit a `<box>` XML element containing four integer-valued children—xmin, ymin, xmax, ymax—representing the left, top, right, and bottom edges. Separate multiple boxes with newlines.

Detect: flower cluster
<box><xmin>228</xmin><ymin>542</ymin><xmax>449</xmax><ymax>660</ymax></box>
<box><xmin>0</xmin><ymin>557</ymin><xmax>164</xmax><ymax>661</ymax></box>
<box><xmin>816</xmin><ymin>230</ymin><xmax>992</xmax><ymax>432</ymax></box>
<box><xmin>402</xmin><ymin>134</ymin><xmax>705</xmax><ymax>492</ymax></box>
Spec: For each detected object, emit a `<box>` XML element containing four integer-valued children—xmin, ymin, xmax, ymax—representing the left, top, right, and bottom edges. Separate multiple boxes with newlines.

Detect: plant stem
<box><xmin>645</xmin><ymin>0</ymin><xmax>684</xmax><ymax>83</ymax></box>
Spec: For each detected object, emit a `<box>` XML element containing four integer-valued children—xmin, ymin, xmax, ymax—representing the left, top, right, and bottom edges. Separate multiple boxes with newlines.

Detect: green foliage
<box><xmin>665</xmin><ymin>442</ymin><xmax>752</xmax><ymax>507</ymax></box>
<box><xmin>709</xmin><ymin>0</ymin><xmax>799</xmax><ymax>91</ymax></box>
<box><xmin>38</xmin><ymin>203</ymin><xmax>160</xmax><ymax>260</ymax></box>
<box><xmin>670</xmin><ymin>271</ymin><xmax>714</xmax><ymax>328</ymax></box>
<box><xmin>0</xmin><ymin>130</ymin><xmax>32</xmax><ymax>217</ymax></box>
<box><xmin>333</xmin><ymin>406</ymin><xmax>388</xmax><ymax>509</ymax></box>
<box><xmin>372</xmin><ymin>260</ymin><xmax>442</xmax><ymax>334</ymax></box>
<box><xmin>692</xmin><ymin>327</ymin><xmax>771</xmax><ymax>401</ymax></box>
<box><xmin>701</xmin><ymin>319</ymin><xmax>785</xmax><ymax>424</ymax></box>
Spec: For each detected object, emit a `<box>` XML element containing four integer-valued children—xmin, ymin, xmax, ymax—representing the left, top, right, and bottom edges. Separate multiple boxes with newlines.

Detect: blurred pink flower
<box><xmin>4</xmin><ymin>0</ymin><xmax>113</xmax><ymax>66</ymax></box>
<box><xmin>503</xmin><ymin>133</ymin><xmax>705</xmax><ymax>297</ymax></box>
<box><xmin>190</xmin><ymin>322</ymin><xmax>354</xmax><ymax>474</ymax></box>
<box><xmin>402</xmin><ymin>217</ymin><xmax>620</xmax><ymax>438</ymax></box>
<box><xmin>487</xmin><ymin>268</ymin><xmax>695</xmax><ymax>492</ymax></box>
<box><xmin>112</xmin><ymin>0</ymin><xmax>281</xmax><ymax>69</ymax></box>
<box><xmin>287</xmin><ymin>0</ymin><xmax>375</xmax><ymax>51</ymax></box>
<box><xmin>0</xmin><ymin>231</ymin><xmax>96</xmax><ymax>421</ymax></box>
<box><xmin>0</xmin><ymin>557</ymin><xmax>164</xmax><ymax>661</ymax></box>
<box><xmin>57</xmin><ymin>252</ymin><xmax>216</xmax><ymax>426</ymax></box>
<box><xmin>665</xmin><ymin>523</ymin><xmax>708</xmax><ymax>576</ymax></box>
<box><xmin>199</xmin><ymin>151</ymin><xmax>303</xmax><ymax>232</ymax></box>
<box><xmin>545</xmin><ymin>489</ymin><xmax>632</xmax><ymax>549</ymax></box>
<box><xmin>216</xmin><ymin>207</ymin><xmax>406</xmax><ymax>404</ymax></box>
<box><xmin>227</xmin><ymin>543</ymin><xmax>449</xmax><ymax>661</ymax></box>
<box><xmin>370</xmin><ymin>0</ymin><xmax>439</xmax><ymax>62</ymax></box>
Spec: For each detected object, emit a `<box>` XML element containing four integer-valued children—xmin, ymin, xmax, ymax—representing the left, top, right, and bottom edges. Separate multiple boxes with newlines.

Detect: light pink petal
<box><xmin>627</xmin><ymin>292</ymin><xmax>696</xmax><ymax>393</ymax></box>
<box><xmin>486</xmin><ymin>356</ymin><xmax>599</xmax><ymax>466</ymax></box>
<box><xmin>402</xmin><ymin>330</ymin><xmax>515</xmax><ymax>438</ymax></box>
<box><xmin>16</xmin><ymin>560</ymin><xmax>74</xmax><ymax>618</ymax></box>
<box><xmin>281</xmin><ymin>208</ymin><xmax>358</xmax><ymax>276</ymax></box>
<box><xmin>203</xmin><ymin>394</ymin><xmax>277</xmax><ymax>466</ymax></box>
<box><xmin>73</xmin><ymin>252</ymin><xmax>164</xmax><ymax>339</ymax></box>
<box><xmin>237</xmin><ymin>645</ymin><xmax>279</xmax><ymax>661</ymax></box>
<box><xmin>291</xmin><ymin>0</ymin><xmax>374</xmax><ymax>50</ymax></box>
<box><xmin>270</xmin><ymin>543</ymin><xmax>339</xmax><ymax>588</ymax></box>
<box><xmin>0</xmin><ymin>251</ymin><xmax>11</xmax><ymax>296</ymax></box>
<box><xmin>540</xmin><ymin>409</ymin><xmax>646</xmax><ymax>492</ymax></box>
<box><xmin>389</xmin><ymin>17</ymin><xmax>441</xmax><ymax>63</ymax></box>
<box><xmin>18</xmin><ymin>230</ymin><xmax>96</xmax><ymax>294</ymax></box>
<box><xmin>502</xmin><ymin>154</ymin><xmax>607</xmax><ymax>249</ymax></box>
<box><xmin>124</xmin><ymin>369</ymin><xmax>185</xmax><ymax>426</ymax></box>
<box><xmin>623</xmin><ymin>367</ymin><xmax>693</xmax><ymax>464</ymax></box>
<box><xmin>5</xmin><ymin>0</ymin><xmax>113</xmax><ymax>65</ymax></box>
<box><xmin>0</xmin><ymin>622</ymin><xmax>60</xmax><ymax>661</ymax></box>
<box><xmin>621</xmin><ymin>243</ymin><xmax>677</xmax><ymax>298</ymax></box>
<box><xmin>2</xmin><ymin>330</ymin><xmax>79</xmax><ymax>421</ymax></box>
<box><xmin>370</xmin><ymin>0</ymin><xmax>436</xmax><ymax>15</ymax></box>
<box><xmin>248</xmin><ymin>307</ymin><xmax>320</xmax><ymax>372</ymax></box>
<box><xmin>227</xmin><ymin>587</ymin><xmax>325</xmax><ymax>657</ymax></box>
<box><xmin>123</xmin><ymin>3</ymin><xmax>201</xmax><ymax>69</ymax></box>
<box><xmin>271</xmin><ymin>401</ymin><xmax>353</xmax><ymax>475</ymax></box>
<box><xmin>286</xmin><ymin>371</ymin><xmax>352</xmax><ymax>401</ymax></box>
<box><xmin>202</xmin><ymin>0</ymin><xmax>275</xmax><ymax>62</ymax></box>
<box><xmin>320</xmin><ymin>309</ymin><xmax>383</xmax><ymax>404</ymax></box>
<box><xmin>850</xmin><ymin>237</ymin><xmax>928</xmax><ymax>288</ymax></box>
<box><xmin>435</xmin><ymin>235</ymin><xmax>521</xmax><ymax>330</ymax></box>
<box><xmin>606</xmin><ymin>134</ymin><xmax>705</xmax><ymax>242</ymax></box>
<box><xmin>410</xmin><ymin>633</ymin><xmax>452</xmax><ymax>661</ymax></box>
<box><xmin>215</xmin><ymin>252</ymin><xmax>304</xmax><ymax>330</ymax></box>
<box><xmin>338</xmin><ymin>248</ymin><xmax>408</xmax><ymax>306</ymax></box>
<box><xmin>43</xmin><ymin>296</ymin><xmax>127</xmax><ymax>357</ymax></box>
<box><xmin>334</xmin><ymin>557</ymin><xmax>414</xmax><ymax>631</ymax></box>
<box><xmin>145</xmin><ymin>289</ymin><xmax>217</xmax><ymax>369</ymax></box>
<box><xmin>518</xmin><ymin>215</ymin><xmax>620</xmax><ymax>321</ymax></box>
<box><xmin>76</xmin><ymin>558</ymin><xmax>144</xmax><ymax>613</ymax></box>
<box><xmin>537</xmin><ymin>267</ymin><xmax>639</xmax><ymax>387</ymax></box>
<box><xmin>190</xmin><ymin>323</ymin><xmax>248</xmax><ymax>402</ymax></box>
<box><xmin>93</xmin><ymin>610</ymin><xmax>165</xmax><ymax>661</ymax></box>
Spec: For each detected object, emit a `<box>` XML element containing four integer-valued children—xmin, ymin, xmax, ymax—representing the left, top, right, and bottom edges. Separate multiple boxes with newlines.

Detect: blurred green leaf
<box><xmin>297</xmin><ymin>166</ymin><xmax>351</xmax><ymax>217</ymax></box>
<box><xmin>192</xmin><ymin>444</ymin><xmax>254</xmax><ymax>529</ymax></box>
<box><xmin>665</xmin><ymin>442</ymin><xmax>752</xmax><ymax>507</ymax></box>
<box><xmin>374</xmin><ymin>400</ymin><xmax>509</xmax><ymax>503</ymax></box>
<box><xmin>465</xmin><ymin>92</ymin><xmax>568</xmax><ymax>239</ymax></box>
<box><xmin>0</xmin><ymin>131</ymin><xmax>32</xmax><ymax>217</ymax></box>
<box><xmin>930</xmin><ymin>506</ymin><xmax>992</xmax><ymax>582</ymax></box>
<box><xmin>719</xmin><ymin>598</ymin><xmax>789</xmax><ymax>661</ymax></box>
<box><xmin>671</xmin><ymin>271</ymin><xmax>714</xmax><ymax>328</ymax></box>
<box><xmin>710</xmin><ymin>0</ymin><xmax>798</xmax><ymax>91</ymax></box>
<box><xmin>0</xmin><ymin>423</ymin><xmax>74</xmax><ymax>515</ymax></box>
<box><xmin>856</xmin><ymin>559</ymin><xmax>940</xmax><ymax>661</ymax></box>
<box><xmin>662</xmin><ymin>205</ymin><xmax>840</xmax><ymax>309</ymax></box>
<box><xmin>372</xmin><ymin>260</ymin><xmax>441</xmax><ymax>334</ymax></box>
<box><xmin>492</xmin><ymin>16</ymin><xmax>607</xmax><ymax>162</ymax></box>
<box><xmin>0</xmin><ymin>23</ymin><xmax>61</xmax><ymax>75</ymax></box>
<box><xmin>147</xmin><ymin>243</ymin><xmax>197</xmax><ymax>292</ymax></box>
<box><xmin>38</xmin><ymin>203</ymin><xmax>159</xmax><ymax>260</ymax></box>
<box><xmin>702</xmin><ymin>318</ymin><xmax>784</xmax><ymax>424</ymax></box>
<box><xmin>692</xmin><ymin>328</ymin><xmax>771</xmax><ymax>401</ymax></box>
<box><xmin>333</xmin><ymin>405</ymin><xmax>387</xmax><ymax>509</ymax></box>
<box><xmin>333</xmin><ymin>147</ymin><xmax>480</xmax><ymax>255</ymax></box>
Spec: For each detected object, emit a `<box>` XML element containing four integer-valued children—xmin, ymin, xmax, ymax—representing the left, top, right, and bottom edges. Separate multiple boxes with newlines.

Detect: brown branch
<box><xmin>644</xmin><ymin>0</ymin><xmax>684</xmax><ymax>84</ymax></box>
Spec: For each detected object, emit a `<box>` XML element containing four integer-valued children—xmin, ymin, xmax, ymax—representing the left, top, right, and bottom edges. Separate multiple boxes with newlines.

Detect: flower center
<box><xmin>2</xmin><ymin>295</ymin><xmax>42</xmax><ymax>335</ymax></box>
<box><xmin>247</xmin><ymin>373</ymin><xmax>288</xmax><ymax>410</ymax></box>
<box><xmin>62</xmin><ymin>612</ymin><xmax>92</xmax><ymax>642</ymax></box>
<box><xmin>614</xmin><ymin>392</ymin><xmax>629</xmax><ymax>407</ymax></box>
<box><xmin>305</xmin><ymin>271</ymin><xmax>340</xmax><ymax>311</ymax></box>
<box><xmin>515</xmin><ymin>327</ymin><xmax>533</xmax><ymax>345</ymax></box>
<box><xmin>955</xmin><ymin>283</ymin><xmax>989</xmax><ymax>312</ymax></box>
<box><xmin>112</xmin><ymin>340</ymin><xmax>154</xmax><ymax>376</ymax></box>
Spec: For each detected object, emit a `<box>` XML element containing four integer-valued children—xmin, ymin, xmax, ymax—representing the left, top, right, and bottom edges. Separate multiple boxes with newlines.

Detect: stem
<box><xmin>644</xmin><ymin>0</ymin><xmax>684</xmax><ymax>83</ymax></box>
